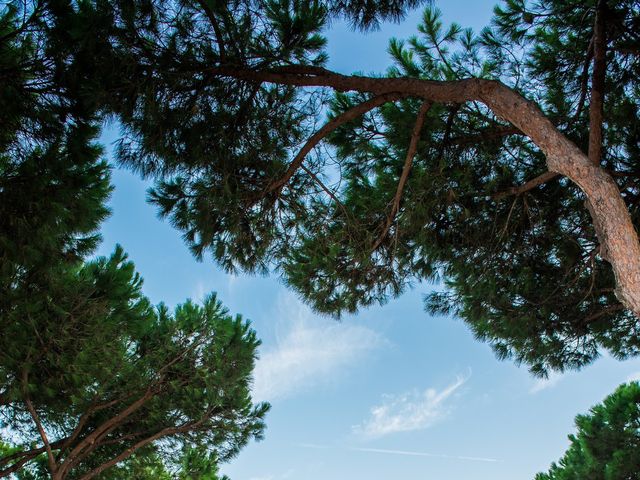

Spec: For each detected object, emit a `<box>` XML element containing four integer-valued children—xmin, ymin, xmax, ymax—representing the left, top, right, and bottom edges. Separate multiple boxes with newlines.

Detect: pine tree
<box><xmin>0</xmin><ymin>3</ymin><xmax>266</xmax><ymax>478</ymax></box>
<box><xmin>62</xmin><ymin>0</ymin><xmax>640</xmax><ymax>375</ymax></box>
<box><xmin>536</xmin><ymin>382</ymin><xmax>640</xmax><ymax>480</ymax></box>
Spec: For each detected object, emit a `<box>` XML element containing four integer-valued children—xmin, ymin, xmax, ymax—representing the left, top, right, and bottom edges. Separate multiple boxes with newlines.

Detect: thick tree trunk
<box><xmin>212</xmin><ymin>67</ymin><xmax>640</xmax><ymax>317</ymax></box>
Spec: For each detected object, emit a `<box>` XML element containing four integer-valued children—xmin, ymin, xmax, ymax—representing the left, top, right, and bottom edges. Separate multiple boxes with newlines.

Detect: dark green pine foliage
<box><xmin>288</xmin><ymin>1</ymin><xmax>640</xmax><ymax>376</ymax></box>
<box><xmin>0</xmin><ymin>0</ymin><xmax>112</xmax><ymax>298</ymax></box>
<box><xmin>85</xmin><ymin>0</ymin><xmax>640</xmax><ymax>376</ymax></box>
<box><xmin>0</xmin><ymin>3</ymin><xmax>266</xmax><ymax>478</ymax></box>
<box><xmin>536</xmin><ymin>381</ymin><xmax>640</xmax><ymax>480</ymax></box>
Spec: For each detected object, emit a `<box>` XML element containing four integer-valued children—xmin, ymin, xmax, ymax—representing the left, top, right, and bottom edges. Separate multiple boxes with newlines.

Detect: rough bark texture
<box><xmin>210</xmin><ymin>66</ymin><xmax>640</xmax><ymax>318</ymax></box>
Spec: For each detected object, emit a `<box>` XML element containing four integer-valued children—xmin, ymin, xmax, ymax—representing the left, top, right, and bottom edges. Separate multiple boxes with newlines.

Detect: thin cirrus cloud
<box><xmin>251</xmin><ymin>294</ymin><xmax>384</xmax><ymax>403</ymax></box>
<box><xmin>353</xmin><ymin>373</ymin><xmax>469</xmax><ymax>439</ymax></box>
<box><xmin>296</xmin><ymin>442</ymin><xmax>499</xmax><ymax>463</ymax></box>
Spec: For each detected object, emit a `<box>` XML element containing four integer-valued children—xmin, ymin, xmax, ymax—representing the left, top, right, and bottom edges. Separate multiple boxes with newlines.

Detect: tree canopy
<box><xmin>536</xmin><ymin>381</ymin><xmax>640</xmax><ymax>480</ymax></box>
<box><xmin>0</xmin><ymin>2</ymin><xmax>266</xmax><ymax>478</ymax></box>
<box><xmin>41</xmin><ymin>0</ymin><xmax>639</xmax><ymax>375</ymax></box>
<box><xmin>3</xmin><ymin>0</ymin><xmax>640</xmax><ymax>477</ymax></box>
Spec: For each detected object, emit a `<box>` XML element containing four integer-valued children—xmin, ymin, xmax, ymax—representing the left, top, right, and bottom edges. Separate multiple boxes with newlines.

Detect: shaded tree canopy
<box><xmin>536</xmin><ymin>381</ymin><xmax>640</xmax><ymax>480</ymax></box>
<box><xmin>0</xmin><ymin>3</ymin><xmax>266</xmax><ymax>478</ymax></box>
<box><xmin>58</xmin><ymin>0</ymin><xmax>640</xmax><ymax>376</ymax></box>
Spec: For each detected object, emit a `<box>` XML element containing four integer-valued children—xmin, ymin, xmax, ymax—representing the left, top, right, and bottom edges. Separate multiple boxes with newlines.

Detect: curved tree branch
<box><xmin>195</xmin><ymin>0</ymin><xmax>227</xmax><ymax>61</ymax></box>
<box><xmin>493</xmin><ymin>171</ymin><xmax>560</xmax><ymax>200</ymax></box>
<box><xmin>208</xmin><ymin>65</ymin><xmax>640</xmax><ymax>318</ymax></box>
<box><xmin>264</xmin><ymin>91</ymin><xmax>409</xmax><ymax>197</ymax></box>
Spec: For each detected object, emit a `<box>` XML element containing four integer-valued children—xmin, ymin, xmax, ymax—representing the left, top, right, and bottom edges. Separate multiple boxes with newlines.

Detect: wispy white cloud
<box><xmin>350</xmin><ymin>446</ymin><xmax>498</xmax><ymax>463</ymax></box>
<box><xmin>296</xmin><ymin>443</ymin><xmax>498</xmax><ymax>463</ymax></box>
<box><xmin>353</xmin><ymin>373</ymin><xmax>469</xmax><ymax>439</ymax></box>
<box><xmin>252</xmin><ymin>294</ymin><xmax>384</xmax><ymax>402</ymax></box>
<box><xmin>529</xmin><ymin>371</ymin><xmax>562</xmax><ymax>394</ymax></box>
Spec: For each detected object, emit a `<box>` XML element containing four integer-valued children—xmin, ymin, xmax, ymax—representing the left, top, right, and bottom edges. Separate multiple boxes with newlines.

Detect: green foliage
<box><xmin>0</xmin><ymin>247</ymin><xmax>268</xmax><ymax>478</ymax></box>
<box><xmin>536</xmin><ymin>382</ymin><xmax>640</xmax><ymax>480</ymax></box>
<box><xmin>83</xmin><ymin>0</ymin><xmax>640</xmax><ymax>375</ymax></box>
<box><xmin>0</xmin><ymin>3</ymin><xmax>266</xmax><ymax>477</ymax></box>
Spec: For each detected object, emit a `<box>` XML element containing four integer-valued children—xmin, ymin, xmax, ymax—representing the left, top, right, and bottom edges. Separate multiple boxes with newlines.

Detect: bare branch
<box><xmin>372</xmin><ymin>100</ymin><xmax>432</xmax><ymax>251</ymax></box>
<box><xmin>22</xmin><ymin>371</ymin><xmax>57</xmax><ymax>475</ymax></box>
<box><xmin>195</xmin><ymin>0</ymin><xmax>227</xmax><ymax>61</ymax></box>
<box><xmin>264</xmin><ymin>92</ymin><xmax>408</xmax><ymax>197</ymax></box>
<box><xmin>493</xmin><ymin>171</ymin><xmax>560</xmax><ymax>200</ymax></box>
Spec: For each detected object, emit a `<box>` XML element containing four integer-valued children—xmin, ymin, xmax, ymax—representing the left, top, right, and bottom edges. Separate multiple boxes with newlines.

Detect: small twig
<box><xmin>493</xmin><ymin>171</ymin><xmax>559</xmax><ymax>200</ymax></box>
<box><xmin>300</xmin><ymin>164</ymin><xmax>349</xmax><ymax>218</ymax></box>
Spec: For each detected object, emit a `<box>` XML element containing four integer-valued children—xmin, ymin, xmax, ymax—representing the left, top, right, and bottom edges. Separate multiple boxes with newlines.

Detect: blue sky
<box><xmin>95</xmin><ymin>1</ymin><xmax>640</xmax><ymax>479</ymax></box>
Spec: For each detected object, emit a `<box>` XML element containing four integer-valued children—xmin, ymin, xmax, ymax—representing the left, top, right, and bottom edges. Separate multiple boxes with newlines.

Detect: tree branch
<box><xmin>195</xmin><ymin>0</ymin><xmax>227</xmax><ymax>61</ymax></box>
<box><xmin>264</xmin><ymin>92</ymin><xmax>408</xmax><ymax>196</ymax></box>
<box><xmin>448</xmin><ymin>126</ymin><xmax>522</xmax><ymax>147</ymax></box>
<box><xmin>573</xmin><ymin>36</ymin><xmax>594</xmax><ymax>122</ymax></box>
<box><xmin>583</xmin><ymin>303</ymin><xmax>624</xmax><ymax>323</ymax></box>
<box><xmin>76</xmin><ymin>414</ymin><xmax>211</xmax><ymax>480</ymax></box>
<box><xmin>372</xmin><ymin>100</ymin><xmax>432</xmax><ymax>251</ymax></box>
<box><xmin>56</xmin><ymin>389</ymin><xmax>156</xmax><ymax>479</ymax></box>
<box><xmin>56</xmin><ymin>394</ymin><xmax>136</xmax><ymax>461</ymax></box>
<box><xmin>0</xmin><ymin>454</ymin><xmax>38</xmax><ymax>479</ymax></box>
<box><xmin>0</xmin><ymin>438</ymin><xmax>67</xmax><ymax>472</ymax></box>
<box><xmin>435</xmin><ymin>104</ymin><xmax>460</xmax><ymax>162</ymax></box>
<box><xmin>0</xmin><ymin>0</ymin><xmax>43</xmax><ymax>44</ymax></box>
<box><xmin>207</xmin><ymin>64</ymin><xmax>640</xmax><ymax>318</ymax></box>
<box><xmin>300</xmin><ymin>164</ymin><xmax>349</xmax><ymax>217</ymax></box>
<box><xmin>588</xmin><ymin>0</ymin><xmax>607</xmax><ymax>165</ymax></box>
<box><xmin>56</xmin><ymin>342</ymin><xmax>204</xmax><ymax>478</ymax></box>
<box><xmin>22</xmin><ymin>371</ymin><xmax>57</xmax><ymax>475</ymax></box>
<box><xmin>493</xmin><ymin>171</ymin><xmax>560</xmax><ymax>200</ymax></box>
